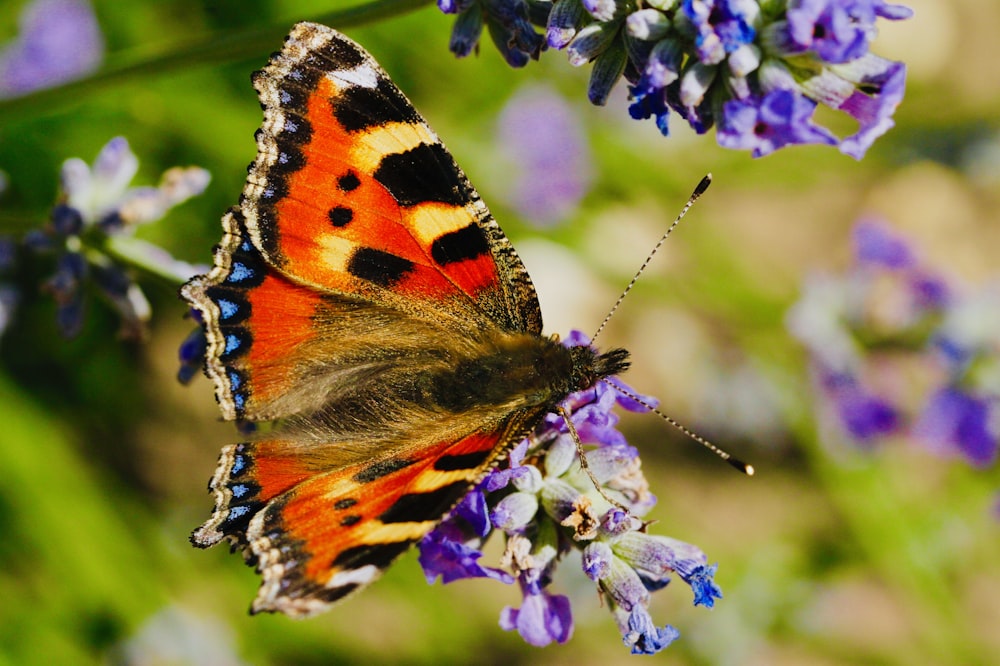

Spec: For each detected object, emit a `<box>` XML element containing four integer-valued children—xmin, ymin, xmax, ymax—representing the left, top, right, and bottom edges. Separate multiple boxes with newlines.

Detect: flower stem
<box><xmin>0</xmin><ymin>0</ymin><xmax>434</xmax><ymax>122</ymax></box>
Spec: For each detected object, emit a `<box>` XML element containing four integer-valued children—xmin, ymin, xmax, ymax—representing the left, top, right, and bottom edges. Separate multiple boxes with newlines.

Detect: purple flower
<box><xmin>28</xmin><ymin>137</ymin><xmax>210</xmax><ymax>338</ymax></box>
<box><xmin>915</xmin><ymin>388</ymin><xmax>997</xmax><ymax>468</ymax></box>
<box><xmin>500</xmin><ymin>581</ymin><xmax>573</xmax><ymax>646</ymax></box>
<box><xmin>819</xmin><ymin>370</ymin><xmax>901</xmax><ymax>443</ymax></box>
<box><xmin>783</xmin><ymin>0</ymin><xmax>913</xmax><ymax>64</ymax></box>
<box><xmin>418</xmin><ymin>527</ymin><xmax>513</xmax><ymax>584</ymax></box>
<box><xmin>629</xmin><ymin>84</ymin><xmax>673</xmax><ymax>136</ymax></box>
<box><xmin>682</xmin><ymin>563</ymin><xmax>724</xmax><ymax>607</ymax></box>
<box><xmin>617</xmin><ymin>606</ymin><xmax>681</xmax><ymax>654</ymax></box>
<box><xmin>791</xmin><ymin>218</ymin><xmax>1000</xmax><ymax>496</ymax></box>
<box><xmin>832</xmin><ymin>56</ymin><xmax>907</xmax><ymax>159</ymax></box>
<box><xmin>496</xmin><ymin>86</ymin><xmax>593</xmax><ymax>227</ymax></box>
<box><xmin>681</xmin><ymin>0</ymin><xmax>759</xmax><ymax>65</ymax></box>
<box><xmin>177</xmin><ymin>318</ymin><xmax>208</xmax><ymax>385</ymax></box>
<box><xmin>0</xmin><ymin>0</ymin><xmax>104</xmax><ymax>98</ymax></box>
<box><xmin>438</xmin><ymin>0</ymin><xmax>912</xmax><ymax>157</ymax></box>
<box><xmin>487</xmin><ymin>0</ymin><xmax>545</xmax><ymax>67</ymax></box>
<box><xmin>852</xmin><ymin>217</ymin><xmax>916</xmax><ymax>270</ymax></box>
<box><xmin>717</xmin><ymin>89</ymin><xmax>838</xmax><ymax>157</ymax></box>
<box><xmin>442</xmin><ymin>0</ymin><xmax>543</xmax><ymax>66</ymax></box>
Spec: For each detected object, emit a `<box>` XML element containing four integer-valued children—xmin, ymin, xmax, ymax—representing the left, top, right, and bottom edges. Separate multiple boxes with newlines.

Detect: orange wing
<box><xmin>192</xmin><ymin>415</ymin><xmax>539</xmax><ymax>617</ymax></box>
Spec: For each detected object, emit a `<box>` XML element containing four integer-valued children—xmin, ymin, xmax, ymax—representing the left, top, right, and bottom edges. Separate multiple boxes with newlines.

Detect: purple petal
<box><xmin>418</xmin><ymin>529</ymin><xmax>513</xmax><ymax>585</ymax></box>
<box><xmin>447</xmin><ymin>5</ymin><xmax>483</xmax><ymax>58</ymax></box>
<box><xmin>821</xmin><ymin>371</ymin><xmax>901</xmax><ymax>443</ymax></box>
<box><xmin>681</xmin><ymin>562</ymin><xmax>723</xmax><ymax>607</ymax></box>
<box><xmin>0</xmin><ymin>0</ymin><xmax>104</xmax><ymax>98</ymax></box>
<box><xmin>496</xmin><ymin>86</ymin><xmax>592</xmax><ymax>226</ymax></box>
<box><xmin>785</xmin><ymin>0</ymin><xmax>873</xmax><ymax>64</ymax></box>
<box><xmin>177</xmin><ymin>327</ymin><xmax>207</xmax><ymax>385</ymax></box>
<box><xmin>620</xmin><ymin>606</ymin><xmax>681</xmax><ymax>655</ymax></box>
<box><xmin>500</xmin><ymin>588</ymin><xmax>574</xmax><ymax>646</ymax></box>
<box><xmin>835</xmin><ymin>56</ymin><xmax>907</xmax><ymax>159</ymax></box>
<box><xmin>453</xmin><ymin>488</ymin><xmax>493</xmax><ymax>537</ymax></box>
<box><xmin>914</xmin><ymin>387</ymin><xmax>997</xmax><ymax>467</ymax></box>
<box><xmin>852</xmin><ymin>217</ymin><xmax>916</xmax><ymax>269</ymax></box>
<box><xmin>718</xmin><ymin>89</ymin><xmax>838</xmax><ymax>157</ymax></box>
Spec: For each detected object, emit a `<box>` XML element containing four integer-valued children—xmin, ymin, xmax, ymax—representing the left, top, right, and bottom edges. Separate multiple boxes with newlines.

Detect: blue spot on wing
<box><xmin>230</xmin><ymin>454</ymin><xmax>246</xmax><ymax>476</ymax></box>
<box><xmin>224</xmin><ymin>334</ymin><xmax>242</xmax><ymax>355</ymax></box>
<box><xmin>217</xmin><ymin>299</ymin><xmax>240</xmax><ymax>320</ymax></box>
<box><xmin>227</xmin><ymin>505</ymin><xmax>250</xmax><ymax>521</ymax></box>
<box><xmin>231</xmin><ymin>484</ymin><xmax>248</xmax><ymax>498</ymax></box>
<box><xmin>228</xmin><ymin>262</ymin><xmax>254</xmax><ymax>283</ymax></box>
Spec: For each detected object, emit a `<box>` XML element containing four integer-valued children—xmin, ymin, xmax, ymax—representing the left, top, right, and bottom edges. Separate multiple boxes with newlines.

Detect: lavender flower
<box><xmin>25</xmin><ymin>137</ymin><xmax>210</xmax><ymax>338</ymax></box>
<box><xmin>495</xmin><ymin>86</ymin><xmax>593</xmax><ymax>227</ymax></box>
<box><xmin>915</xmin><ymin>388</ymin><xmax>996</xmax><ymax>467</ymax></box>
<box><xmin>441</xmin><ymin>0</ymin><xmax>544</xmax><ymax>67</ymax></box>
<box><xmin>0</xmin><ymin>0</ymin><xmax>104</xmax><ymax>99</ymax></box>
<box><xmin>789</xmin><ymin>218</ymin><xmax>1000</xmax><ymax>474</ymax></box>
<box><xmin>418</xmin><ymin>331</ymin><xmax>721</xmax><ymax>654</ymax></box>
<box><xmin>437</xmin><ymin>0</ymin><xmax>913</xmax><ymax>157</ymax></box>
<box><xmin>717</xmin><ymin>88</ymin><xmax>838</xmax><ymax>157</ymax></box>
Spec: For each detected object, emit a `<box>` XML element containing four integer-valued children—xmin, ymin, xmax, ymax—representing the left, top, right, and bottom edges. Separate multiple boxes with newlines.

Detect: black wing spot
<box><xmin>334</xmin><ymin>498</ymin><xmax>358</xmax><ymax>510</ymax></box>
<box><xmin>433</xmin><ymin>450</ymin><xmax>492</xmax><ymax>471</ymax></box>
<box><xmin>329</xmin><ymin>206</ymin><xmax>353</xmax><ymax>227</ymax></box>
<box><xmin>333</xmin><ymin>78</ymin><xmax>420</xmax><ymax>132</ymax></box>
<box><xmin>374</xmin><ymin>143</ymin><xmax>466</xmax><ymax>207</ymax></box>
<box><xmin>378</xmin><ymin>482</ymin><xmax>469</xmax><ymax>524</ymax></box>
<box><xmin>340</xmin><ymin>515</ymin><xmax>362</xmax><ymax>527</ymax></box>
<box><xmin>313</xmin><ymin>36</ymin><xmax>367</xmax><ymax>71</ymax></box>
<box><xmin>430</xmin><ymin>224</ymin><xmax>490</xmax><ymax>265</ymax></box>
<box><xmin>353</xmin><ymin>457</ymin><xmax>415</xmax><ymax>484</ymax></box>
<box><xmin>347</xmin><ymin>248</ymin><xmax>414</xmax><ymax>288</ymax></box>
<box><xmin>332</xmin><ymin>541</ymin><xmax>413</xmax><ymax>570</ymax></box>
<box><xmin>338</xmin><ymin>171</ymin><xmax>361</xmax><ymax>192</ymax></box>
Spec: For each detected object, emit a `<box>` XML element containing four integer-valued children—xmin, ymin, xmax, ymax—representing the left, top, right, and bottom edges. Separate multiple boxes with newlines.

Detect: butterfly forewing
<box><xmin>243</xmin><ymin>22</ymin><xmax>541</xmax><ymax>333</ymax></box>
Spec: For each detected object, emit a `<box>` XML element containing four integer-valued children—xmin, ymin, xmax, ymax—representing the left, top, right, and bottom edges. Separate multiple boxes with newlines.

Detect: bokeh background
<box><xmin>1</xmin><ymin>0</ymin><xmax>999</xmax><ymax>664</ymax></box>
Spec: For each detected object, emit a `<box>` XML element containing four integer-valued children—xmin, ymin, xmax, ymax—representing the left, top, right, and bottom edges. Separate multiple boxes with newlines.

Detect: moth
<box><xmin>182</xmin><ymin>22</ymin><xmax>630</xmax><ymax>616</ymax></box>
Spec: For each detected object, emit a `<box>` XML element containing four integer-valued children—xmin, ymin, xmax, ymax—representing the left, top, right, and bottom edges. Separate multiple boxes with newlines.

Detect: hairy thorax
<box><xmin>421</xmin><ymin>334</ymin><xmax>630</xmax><ymax>415</ymax></box>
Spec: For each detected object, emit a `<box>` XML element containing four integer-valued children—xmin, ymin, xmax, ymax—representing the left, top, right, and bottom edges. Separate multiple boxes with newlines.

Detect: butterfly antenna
<box><xmin>605</xmin><ymin>380</ymin><xmax>754</xmax><ymax>476</ymax></box>
<box><xmin>591</xmin><ymin>174</ymin><xmax>712</xmax><ymax>346</ymax></box>
<box><xmin>557</xmin><ymin>406</ymin><xmax>633</xmax><ymax>512</ymax></box>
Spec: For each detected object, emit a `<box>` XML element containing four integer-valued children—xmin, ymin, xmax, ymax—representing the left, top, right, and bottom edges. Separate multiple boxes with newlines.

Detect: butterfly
<box><xmin>182</xmin><ymin>22</ymin><xmax>630</xmax><ymax>617</ymax></box>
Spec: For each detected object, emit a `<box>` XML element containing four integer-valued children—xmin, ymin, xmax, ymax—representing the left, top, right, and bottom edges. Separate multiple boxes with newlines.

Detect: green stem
<box><xmin>0</xmin><ymin>0</ymin><xmax>435</xmax><ymax>123</ymax></box>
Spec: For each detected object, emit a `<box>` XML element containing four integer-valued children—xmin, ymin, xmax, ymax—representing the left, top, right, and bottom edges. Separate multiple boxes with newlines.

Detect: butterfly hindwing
<box><xmin>193</xmin><ymin>417</ymin><xmax>540</xmax><ymax>617</ymax></box>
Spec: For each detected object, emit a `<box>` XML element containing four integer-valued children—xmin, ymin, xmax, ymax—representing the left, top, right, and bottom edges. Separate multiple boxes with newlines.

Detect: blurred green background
<box><xmin>1</xmin><ymin>0</ymin><xmax>999</xmax><ymax>664</ymax></box>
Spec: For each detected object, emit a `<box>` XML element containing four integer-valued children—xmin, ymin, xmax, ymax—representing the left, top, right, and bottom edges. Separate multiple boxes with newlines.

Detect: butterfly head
<box><xmin>568</xmin><ymin>344</ymin><xmax>631</xmax><ymax>393</ymax></box>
